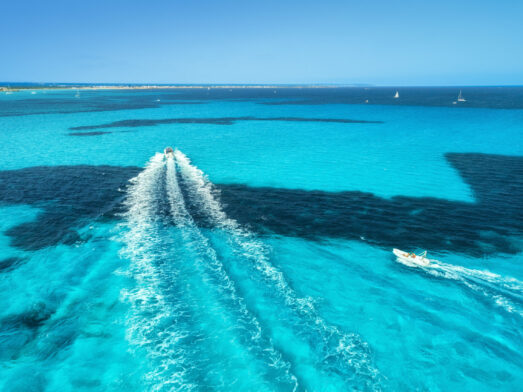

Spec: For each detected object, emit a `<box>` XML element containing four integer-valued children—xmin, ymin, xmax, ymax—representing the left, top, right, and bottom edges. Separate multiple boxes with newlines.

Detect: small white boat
<box><xmin>394</xmin><ymin>90</ymin><xmax>399</xmax><ymax>99</ymax></box>
<box><xmin>164</xmin><ymin>146</ymin><xmax>174</xmax><ymax>158</ymax></box>
<box><xmin>393</xmin><ymin>248</ymin><xmax>431</xmax><ymax>267</ymax></box>
<box><xmin>457</xmin><ymin>90</ymin><xmax>466</xmax><ymax>102</ymax></box>
<box><xmin>31</xmin><ymin>91</ymin><xmax>36</xmax><ymax>95</ymax></box>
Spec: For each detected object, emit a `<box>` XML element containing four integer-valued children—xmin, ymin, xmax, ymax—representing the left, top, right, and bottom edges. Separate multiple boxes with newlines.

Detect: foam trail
<box><xmin>174</xmin><ymin>150</ymin><xmax>382</xmax><ymax>390</ymax></box>
<box><xmin>165</xmin><ymin>157</ymin><xmax>299</xmax><ymax>391</ymax></box>
<box><xmin>429</xmin><ymin>260</ymin><xmax>523</xmax><ymax>317</ymax></box>
<box><xmin>119</xmin><ymin>153</ymin><xmax>196</xmax><ymax>392</ymax></box>
<box><xmin>394</xmin><ymin>253</ymin><xmax>523</xmax><ymax>317</ymax></box>
<box><xmin>433</xmin><ymin>262</ymin><xmax>522</xmax><ymax>292</ymax></box>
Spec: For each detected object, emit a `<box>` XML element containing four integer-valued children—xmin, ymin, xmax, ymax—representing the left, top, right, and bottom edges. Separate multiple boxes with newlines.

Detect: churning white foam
<box><xmin>119</xmin><ymin>153</ymin><xmax>196</xmax><ymax>392</ymax></box>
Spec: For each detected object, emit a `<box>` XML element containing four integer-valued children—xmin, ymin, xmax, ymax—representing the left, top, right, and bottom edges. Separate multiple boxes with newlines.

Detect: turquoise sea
<box><xmin>0</xmin><ymin>87</ymin><xmax>522</xmax><ymax>391</ymax></box>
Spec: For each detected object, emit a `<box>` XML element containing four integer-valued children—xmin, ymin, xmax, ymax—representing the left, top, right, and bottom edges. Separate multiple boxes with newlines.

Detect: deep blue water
<box><xmin>0</xmin><ymin>87</ymin><xmax>522</xmax><ymax>391</ymax></box>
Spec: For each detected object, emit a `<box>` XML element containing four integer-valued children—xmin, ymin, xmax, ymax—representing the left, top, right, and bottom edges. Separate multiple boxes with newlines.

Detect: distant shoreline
<box><xmin>0</xmin><ymin>84</ymin><xmax>364</xmax><ymax>92</ymax></box>
<box><xmin>2</xmin><ymin>84</ymin><xmax>521</xmax><ymax>93</ymax></box>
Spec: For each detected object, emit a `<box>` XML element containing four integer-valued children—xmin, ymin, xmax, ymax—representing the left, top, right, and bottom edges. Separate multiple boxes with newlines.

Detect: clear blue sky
<box><xmin>1</xmin><ymin>0</ymin><xmax>522</xmax><ymax>85</ymax></box>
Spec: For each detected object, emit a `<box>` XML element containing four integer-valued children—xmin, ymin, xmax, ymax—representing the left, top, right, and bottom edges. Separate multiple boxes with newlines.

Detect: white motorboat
<box><xmin>164</xmin><ymin>146</ymin><xmax>174</xmax><ymax>159</ymax></box>
<box><xmin>393</xmin><ymin>248</ymin><xmax>431</xmax><ymax>267</ymax></box>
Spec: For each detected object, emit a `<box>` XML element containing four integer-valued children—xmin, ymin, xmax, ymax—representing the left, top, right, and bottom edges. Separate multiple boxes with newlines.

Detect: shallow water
<box><xmin>0</xmin><ymin>87</ymin><xmax>522</xmax><ymax>391</ymax></box>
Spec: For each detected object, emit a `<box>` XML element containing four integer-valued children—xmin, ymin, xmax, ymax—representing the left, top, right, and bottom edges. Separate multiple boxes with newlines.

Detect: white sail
<box><xmin>394</xmin><ymin>90</ymin><xmax>399</xmax><ymax>98</ymax></box>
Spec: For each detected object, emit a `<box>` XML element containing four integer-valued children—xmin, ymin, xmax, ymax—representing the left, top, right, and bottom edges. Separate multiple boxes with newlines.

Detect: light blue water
<box><xmin>0</xmin><ymin>88</ymin><xmax>522</xmax><ymax>391</ymax></box>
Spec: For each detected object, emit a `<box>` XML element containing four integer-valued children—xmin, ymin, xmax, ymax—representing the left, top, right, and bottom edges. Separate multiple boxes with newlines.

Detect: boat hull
<box><xmin>393</xmin><ymin>248</ymin><xmax>431</xmax><ymax>267</ymax></box>
<box><xmin>164</xmin><ymin>147</ymin><xmax>174</xmax><ymax>159</ymax></box>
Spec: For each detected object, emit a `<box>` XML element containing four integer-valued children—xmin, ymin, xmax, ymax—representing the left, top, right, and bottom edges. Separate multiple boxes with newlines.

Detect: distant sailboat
<box><xmin>394</xmin><ymin>90</ymin><xmax>399</xmax><ymax>99</ymax></box>
<box><xmin>75</xmin><ymin>89</ymin><xmax>80</xmax><ymax>98</ymax></box>
<box><xmin>457</xmin><ymin>90</ymin><xmax>466</xmax><ymax>102</ymax></box>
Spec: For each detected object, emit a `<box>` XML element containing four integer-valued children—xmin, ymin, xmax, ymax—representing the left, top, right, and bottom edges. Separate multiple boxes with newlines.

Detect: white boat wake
<box><xmin>119</xmin><ymin>153</ymin><xmax>197</xmax><ymax>392</ymax></box>
<box><xmin>119</xmin><ymin>153</ymin><xmax>298</xmax><ymax>391</ymax></box>
<box><xmin>118</xmin><ymin>149</ymin><xmax>384</xmax><ymax>391</ymax></box>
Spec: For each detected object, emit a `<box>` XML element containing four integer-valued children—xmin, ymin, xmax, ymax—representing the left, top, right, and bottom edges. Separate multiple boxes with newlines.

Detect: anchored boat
<box><xmin>393</xmin><ymin>248</ymin><xmax>431</xmax><ymax>267</ymax></box>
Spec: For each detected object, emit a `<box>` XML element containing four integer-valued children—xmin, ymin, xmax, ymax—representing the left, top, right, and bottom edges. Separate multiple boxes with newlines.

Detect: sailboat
<box><xmin>457</xmin><ymin>90</ymin><xmax>466</xmax><ymax>102</ymax></box>
<box><xmin>394</xmin><ymin>90</ymin><xmax>399</xmax><ymax>99</ymax></box>
<box><xmin>75</xmin><ymin>89</ymin><xmax>80</xmax><ymax>98</ymax></box>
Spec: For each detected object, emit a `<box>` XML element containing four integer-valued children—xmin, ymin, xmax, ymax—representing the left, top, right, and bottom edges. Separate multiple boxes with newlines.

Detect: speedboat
<box><xmin>164</xmin><ymin>146</ymin><xmax>174</xmax><ymax>159</ymax></box>
<box><xmin>393</xmin><ymin>248</ymin><xmax>431</xmax><ymax>267</ymax></box>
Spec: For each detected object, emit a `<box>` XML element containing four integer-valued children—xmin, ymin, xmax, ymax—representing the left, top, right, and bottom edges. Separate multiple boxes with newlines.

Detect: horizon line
<box><xmin>2</xmin><ymin>82</ymin><xmax>523</xmax><ymax>88</ymax></box>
